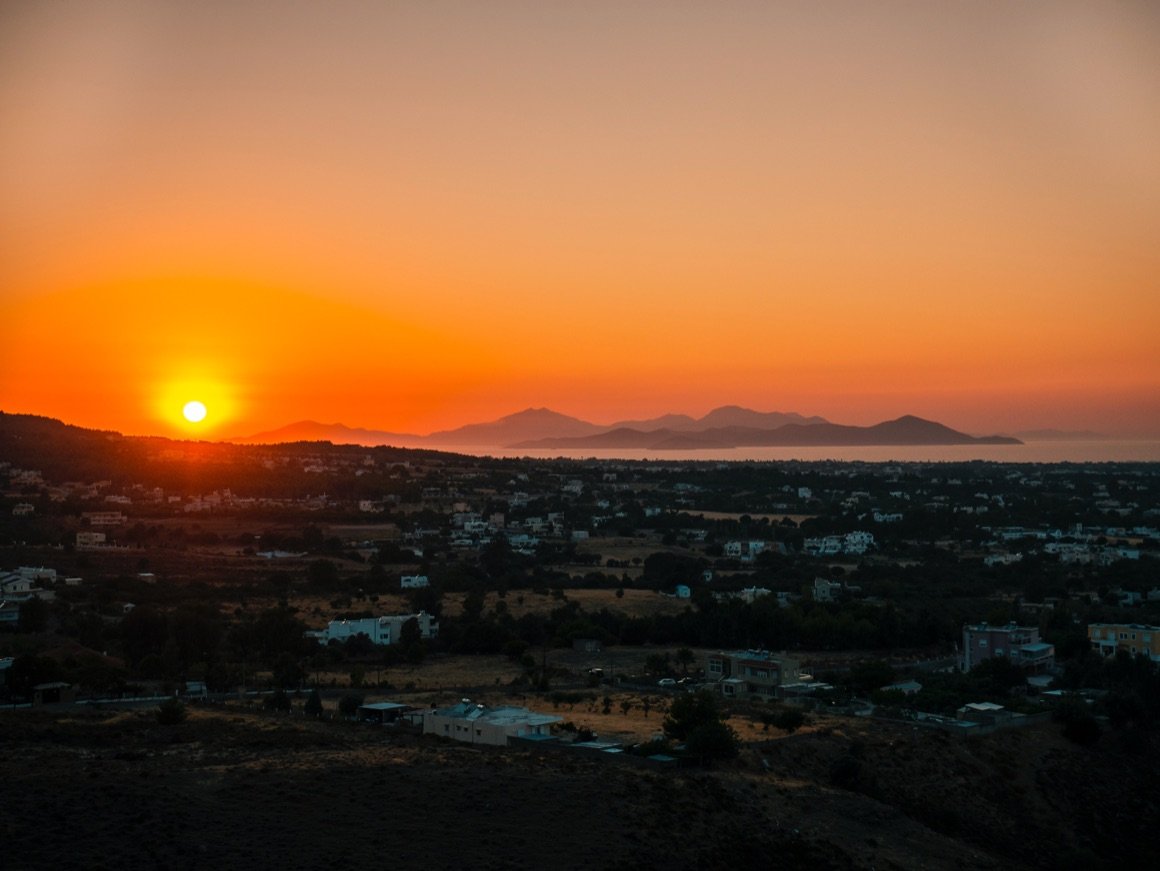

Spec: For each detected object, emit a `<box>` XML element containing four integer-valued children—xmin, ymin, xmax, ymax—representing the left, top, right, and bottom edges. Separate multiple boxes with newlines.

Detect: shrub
<box><xmin>774</xmin><ymin>708</ymin><xmax>806</xmax><ymax>733</ymax></box>
<box><xmin>304</xmin><ymin>688</ymin><xmax>324</xmax><ymax>718</ymax></box>
<box><xmin>338</xmin><ymin>693</ymin><xmax>364</xmax><ymax>718</ymax></box>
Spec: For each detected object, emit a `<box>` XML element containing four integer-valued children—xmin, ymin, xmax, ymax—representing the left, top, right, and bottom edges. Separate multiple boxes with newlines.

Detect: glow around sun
<box><xmin>183</xmin><ymin>400</ymin><xmax>208</xmax><ymax>423</ymax></box>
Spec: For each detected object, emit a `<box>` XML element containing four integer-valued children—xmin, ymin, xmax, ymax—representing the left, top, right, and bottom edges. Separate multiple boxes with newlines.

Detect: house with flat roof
<box><xmin>314</xmin><ymin>611</ymin><xmax>438</xmax><ymax>646</ymax></box>
<box><xmin>705</xmin><ymin>650</ymin><xmax>800</xmax><ymax>699</ymax></box>
<box><xmin>423</xmin><ymin>700</ymin><xmax>561</xmax><ymax>746</ymax></box>
<box><xmin>1088</xmin><ymin>623</ymin><xmax>1160</xmax><ymax>662</ymax></box>
<box><xmin>961</xmin><ymin>622</ymin><xmax>1054</xmax><ymax>672</ymax></box>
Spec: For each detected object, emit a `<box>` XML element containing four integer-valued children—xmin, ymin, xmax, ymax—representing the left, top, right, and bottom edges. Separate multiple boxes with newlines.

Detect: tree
<box><xmin>264</xmin><ymin>688</ymin><xmax>292</xmax><ymax>712</ymax></box>
<box><xmin>663</xmin><ymin>690</ymin><xmax>723</xmax><ymax>741</ymax></box>
<box><xmin>645</xmin><ymin>652</ymin><xmax>672</xmax><ymax>677</ymax></box>
<box><xmin>304</xmin><ymin>688</ymin><xmax>324</xmax><ymax>719</ymax></box>
<box><xmin>774</xmin><ymin>707</ymin><xmax>805</xmax><ymax>733</ymax></box>
<box><xmin>662</xmin><ymin>690</ymin><xmax>739</xmax><ymax>764</ymax></box>
<box><xmin>338</xmin><ymin>693</ymin><xmax>364</xmax><ymax>718</ymax></box>
<box><xmin>18</xmin><ymin>597</ymin><xmax>49</xmax><ymax>632</ymax></box>
<box><xmin>675</xmin><ymin>647</ymin><xmax>696</xmax><ymax>676</ymax></box>
<box><xmin>399</xmin><ymin>616</ymin><xmax>425</xmax><ymax>664</ymax></box>
<box><xmin>272</xmin><ymin>652</ymin><xmax>304</xmax><ymax>690</ymax></box>
<box><xmin>685</xmin><ymin>718</ymin><xmax>739</xmax><ymax>765</ymax></box>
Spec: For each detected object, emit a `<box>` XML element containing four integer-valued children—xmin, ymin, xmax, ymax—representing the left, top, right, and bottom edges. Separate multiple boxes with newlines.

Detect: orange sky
<box><xmin>2</xmin><ymin>2</ymin><xmax>1159</xmax><ymax>439</ymax></box>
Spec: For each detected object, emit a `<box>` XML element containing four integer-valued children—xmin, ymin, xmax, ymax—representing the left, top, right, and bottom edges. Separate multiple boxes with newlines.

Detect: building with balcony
<box><xmin>1088</xmin><ymin>623</ymin><xmax>1160</xmax><ymax>662</ymax></box>
<box><xmin>961</xmin><ymin>622</ymin><xmax>1054</xmax><ymax>672</ymax></box>
<box><xmin>705</xmin><ymin>649</ymin><xmax>800</xmax><ymax>699</ymax></box>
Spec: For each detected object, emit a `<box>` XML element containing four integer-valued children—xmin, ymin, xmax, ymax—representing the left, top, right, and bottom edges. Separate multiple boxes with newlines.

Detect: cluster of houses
<box><xmin>981</xmin><ymin>523</ymin><xmax>1158</xmax><ymax>568</ymax></box>
<box><xmin>802</xmin><ymin>531</ymin><xmax>876</xmax><ymax>557</ymax></box>
<box><xmin>1</xmin><ymin>566</ymin><xmax>77</xmax><ymax>627</ymax></box>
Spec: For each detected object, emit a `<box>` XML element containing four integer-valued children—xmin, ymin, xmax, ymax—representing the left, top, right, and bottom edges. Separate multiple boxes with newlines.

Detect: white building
<box><xmin>843</xmin><ymin>531</ymin><xmax>876</xmax><ymax>555</ymax></box>
<box><xmin>423</xmin><ymin>700</ymin><xmax>561</xmax><ymax>746</ymax></box>
<box><xmin>813</xmin><ymin>577</ymin><xmax>842</xmax><ymax>603</ymax></box>
<box><xmin>76</xmin><ymin>531</ymin><xmax>108</xmax><ymax>549</ymax></box>
<box><xmin>317</xmin><ymin>611</ymin><xmax>438</xmax><ymax>646</ymax></box>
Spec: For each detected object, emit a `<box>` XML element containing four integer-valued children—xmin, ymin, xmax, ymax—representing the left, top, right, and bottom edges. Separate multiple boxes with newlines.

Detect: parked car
<box><xmin>657</xmin><ymin>678</ymin><xmax>677</xmax><ymax>687</ymax></box>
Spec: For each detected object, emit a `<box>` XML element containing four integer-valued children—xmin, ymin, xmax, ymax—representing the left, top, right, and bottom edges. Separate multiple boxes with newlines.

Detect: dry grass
<box><xmin>439</xmin><ymin>587</ymin><xmax>689</xmax><ymax>620</ymax></box>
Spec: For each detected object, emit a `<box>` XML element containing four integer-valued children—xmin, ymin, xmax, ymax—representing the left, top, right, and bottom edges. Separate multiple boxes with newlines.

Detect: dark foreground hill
<box><xmin>2</xmin><ymin>706</ymin><xmax>1154</xmax><ymax>870</ymax></box>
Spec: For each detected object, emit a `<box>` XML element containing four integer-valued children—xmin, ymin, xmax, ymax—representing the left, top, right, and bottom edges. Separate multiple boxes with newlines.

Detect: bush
<box><xmin>632</xmin><ymin>737</ymin><xmax>675</xmax><ymax>757</ymax></box>
<box><xmin>774</xmin><ymin>708</ymin><xmax>806</xmax><ymax>733</ymax></box>
<box><xmin>304</xmin><ymin>688</ymin><xmax>324</xmax><ymax>718</ymax></box>
<box><xmin>663</xmin><ymin>690</ymin><xmax>739</xmax><ymax>764</ymax></box>
<box><xmin>264</xmin><ymin>688</ymin><xmax>292</xmax><ymax>712</ymax></box>
<box><xmin>156</xmin><ymin>697</ymin><xmax>187</xmax><ymax>726</ymax></box>
<box><xmin>686</xmin><ymin>719</ymin><xmax>739</xmax><ymax>764</ymax></box>
<box><xmin>338</xmin><ymin>693</ymin><xmax>364</xmax><ymax>718</ymax></box>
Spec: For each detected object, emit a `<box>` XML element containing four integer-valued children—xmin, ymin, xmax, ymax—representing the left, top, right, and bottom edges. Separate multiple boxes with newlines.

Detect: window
<box><xmin>978</xmin><ymin>639</ymin><xmax>988</xmax><ymax>648</ymax></box>
<box><xmin>708</xmin><ymin>660</ymin><xmax>723</xmax><ymax>674</ymax></box>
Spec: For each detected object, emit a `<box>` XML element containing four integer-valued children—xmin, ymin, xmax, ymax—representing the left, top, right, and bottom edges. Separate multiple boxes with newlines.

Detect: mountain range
<box><xmin>229</xmin><ymin>407</ymin><xmax>1022</xmax><ymax>450</ymax></box>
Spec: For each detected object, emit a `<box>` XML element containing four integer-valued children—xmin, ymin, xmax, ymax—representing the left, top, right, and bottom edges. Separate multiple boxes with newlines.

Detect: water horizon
<box><xmin>449</xmin><ymin>439</ymin><xmax>1160</xmax><ymax>464</ymax></box>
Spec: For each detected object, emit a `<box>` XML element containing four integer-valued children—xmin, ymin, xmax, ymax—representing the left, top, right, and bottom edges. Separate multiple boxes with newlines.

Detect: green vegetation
<box><xmin>663</xmin><ymin>690</ymin><xmax>739</xmax><ymax>764</ymax></box>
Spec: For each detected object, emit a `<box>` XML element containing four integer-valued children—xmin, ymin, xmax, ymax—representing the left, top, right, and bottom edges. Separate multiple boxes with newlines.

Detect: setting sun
<box><xmin>182</xmin><ymin>401</ymin><xmax>207</xmax><ymax>423</ymax></box>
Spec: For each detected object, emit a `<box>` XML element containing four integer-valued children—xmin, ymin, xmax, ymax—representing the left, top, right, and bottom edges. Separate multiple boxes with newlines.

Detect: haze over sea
<box><xmin>465</xmin><ymin>441</ymin><xmax>1160</xmax><ymax>464</ymax></box>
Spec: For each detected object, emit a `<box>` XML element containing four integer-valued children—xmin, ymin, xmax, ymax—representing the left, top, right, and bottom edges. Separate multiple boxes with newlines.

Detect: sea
<box><xmin>452</xmin><ymin>440</ymin><xmax>1160</xmax><ymax>464</ymax></box>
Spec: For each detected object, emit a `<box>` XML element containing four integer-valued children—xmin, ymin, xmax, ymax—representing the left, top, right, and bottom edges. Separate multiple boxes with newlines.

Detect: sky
<box><xmin>2</xmin><ymin>1</ymin><xmax>1159</xmax><ymax>440</ymax></box>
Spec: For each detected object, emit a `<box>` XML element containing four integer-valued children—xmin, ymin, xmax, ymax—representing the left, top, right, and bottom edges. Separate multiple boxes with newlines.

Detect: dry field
<box><xmin>438</xmin><ymin>587</ymin><xmax>691</xmax><ymax>620</ymax></box>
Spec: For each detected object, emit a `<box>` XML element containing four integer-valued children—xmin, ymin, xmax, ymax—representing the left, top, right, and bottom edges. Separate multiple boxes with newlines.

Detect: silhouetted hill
<box><xmin>229</xmin><ymin>405</ymin><xmax>839</xmax><ymax>448</ymax></box>
<box><xmin>422</xmin><ymin>407</ymin><xmax>605</xmax><ymax>445</ymax></box>
<box><xmin>695</xmin><ymin>405</ymin><xmax>828</xmax><ymax>429</ymax></box>
<box><xmin>608</xmin><ymin>412</ymin><xmax>700</xmax><ymax>431</ymax></box>
<box><xmin>0</xmin><ymin>411</ymin><xmax>449</xmax><ymax>495</ymax></box>
<box><xmin>227</xmin><ymin>420</ymin><xmax>422</xmax><ymax>446</ymax></box>
<box><xmin>514</xmin><ymin>415</ymin><xmax>1022</xmax><ymax>449</ymax></box>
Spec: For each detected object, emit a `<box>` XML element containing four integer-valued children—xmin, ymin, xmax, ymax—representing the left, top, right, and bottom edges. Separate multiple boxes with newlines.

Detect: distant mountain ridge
<box><xmin>227</xmin><ymin>420</ymin><xmax>422</xmax><ymax>446</ymax></box>
<box><xmin>513</xmin><ymin>414</ymin><xmax>1022</xmax><ymax>450</ymax></box>
<box><xmin>423</xmin><ymin>408</ymin><xmax>604</xmax><ymax>446</ymax></box>
<box><xmin>228</xmin><ymin>407</ymin><xmax>1021</xmax><ymax>449</ymax></box>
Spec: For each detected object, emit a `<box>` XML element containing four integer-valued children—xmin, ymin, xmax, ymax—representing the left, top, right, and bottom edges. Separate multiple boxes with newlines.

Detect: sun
<box><xmin>182</xmin><ymin>400</ymin><xmax>208</xmax><ymax>423</ymax></box>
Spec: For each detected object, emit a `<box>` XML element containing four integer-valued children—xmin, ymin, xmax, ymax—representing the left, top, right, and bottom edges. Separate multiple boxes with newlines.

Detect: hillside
<box><xmin>2</xmin><ymin>706</ymin><xmax>1154</xmax><ymax>870</ymax></box>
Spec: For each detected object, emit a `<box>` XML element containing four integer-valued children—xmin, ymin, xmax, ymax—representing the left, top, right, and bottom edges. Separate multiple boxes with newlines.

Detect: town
<box><xmin>2</xmin><ymin>412</ymin><xmax>1158</xmax><ymax>868</ymax></box>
